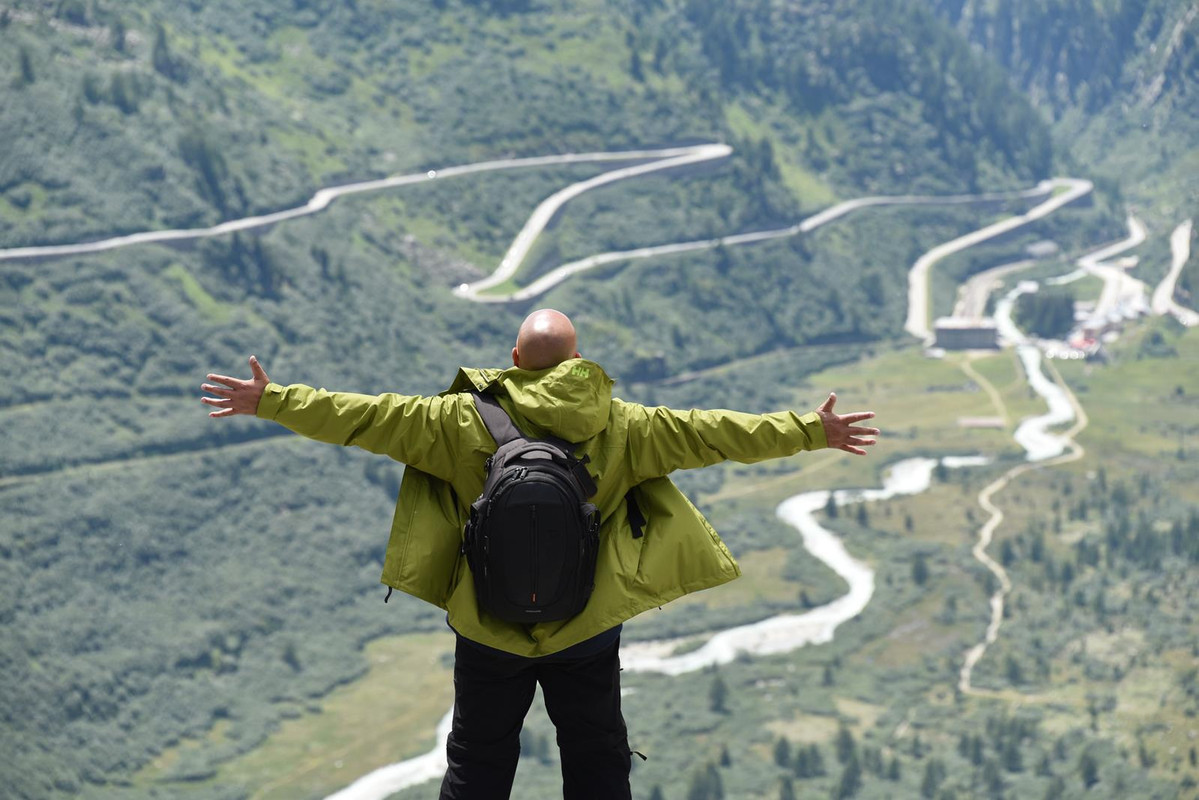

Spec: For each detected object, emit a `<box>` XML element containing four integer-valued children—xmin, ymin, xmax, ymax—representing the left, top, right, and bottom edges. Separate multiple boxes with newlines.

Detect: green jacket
<box><xmin>256</xmin><ymin>358</ymin><xmax>827</xmax><ymax>657</ymax></box>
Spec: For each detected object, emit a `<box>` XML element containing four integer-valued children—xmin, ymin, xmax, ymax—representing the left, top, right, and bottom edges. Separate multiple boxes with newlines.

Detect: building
<box><xmin>934</xmin><ymin>317</ymin><xmax>999</xmax><ymax>349</ymax></box>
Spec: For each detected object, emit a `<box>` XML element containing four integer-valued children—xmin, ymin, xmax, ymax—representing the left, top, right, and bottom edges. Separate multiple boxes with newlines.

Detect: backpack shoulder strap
<box><xmin>470</xmin><ymin>391</ymin><xmax>598</xmax><ymax>498</ymax></box>
<box><xmin>471</xmin><ymin>391</ymin><xmax>525</xmax><ymax>447</ymax></box>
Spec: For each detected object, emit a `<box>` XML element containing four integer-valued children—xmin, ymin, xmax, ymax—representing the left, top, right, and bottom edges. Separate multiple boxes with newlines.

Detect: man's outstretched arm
<box><xmin>624</xmin><ymin>391</ymin><xmax>880</xmax><ymax>482</ymax></box>
<box><xmin>201</xmin><ymin>357</ymin><xmax>474</xmax><ymax>480</ymax></box>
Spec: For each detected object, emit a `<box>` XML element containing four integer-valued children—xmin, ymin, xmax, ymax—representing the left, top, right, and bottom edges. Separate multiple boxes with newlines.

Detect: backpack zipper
<box><xmin>530</xmin><ymin>503</ymin><xmax>538</xmax><ymax>605</ymax></box>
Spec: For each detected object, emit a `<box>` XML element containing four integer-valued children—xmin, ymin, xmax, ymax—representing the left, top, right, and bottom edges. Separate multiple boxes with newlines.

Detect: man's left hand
<box><xmin>201</xmin><ymin>356</ymin><xmax>270</xmax><ymax>418</ymax></box>
<box><xmin>815</xmin><ymin>393</ymin><xmax>879</xmax><ymax>455</ymax></box>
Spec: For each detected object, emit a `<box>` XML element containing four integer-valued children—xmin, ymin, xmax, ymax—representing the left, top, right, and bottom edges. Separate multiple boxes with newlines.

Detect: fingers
<box><xmin>209</xmin><ymin>407</ymin><xmax>238</xmax><ymax>418</ymax></box>
<box><xmin>206</xmin><ymin>373</ymin><xmax>246</xmax><ymax>389</ymax></box>
<box><xmin>844</xmin><ymin>436</ymin><xmax>876</xmax><ymax>448</ymax></box>
<box><xmin>818</xmin><ymin>393</ymin><xmax>837</xmax><ymax>413</ymax></box>
<box><xmin>839</xmin><ymin>444</ymin><xmax>867</xmax><ymax>456</ymax></box>
<box><xmin>839</xmin><ymin>411</ymin><xmax>876</xmax><ymax>424</ymax></box>
<box><xmin>249</xmin><ymin>355</ymin><xmax>268</xmax><ymax>383</ymax></box>
<box><xmin>201</xmin><ymin>396</ymin><xmax>233</xmax><ymax>408</ymax></box>
<box><xmin>201</xmin><ymin>383</ymin><xmax>234</xmax><ymax>398</ymax></box>
<box><xmin>846</xmin><ymin>425</ymin><xmax>881</xmax><ymax>437</ymax></box>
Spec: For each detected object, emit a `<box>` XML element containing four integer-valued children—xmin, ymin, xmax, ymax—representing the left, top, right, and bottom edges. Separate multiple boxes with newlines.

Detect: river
<box><xmin>323</xmin><ymin>455</ymin><xmax>989</xmax><ymax>799</ymax></box>
<box><xmin>323</xmin><ymin>218</ymin><xmax>1083</xmax><ymax>800</ymax></box>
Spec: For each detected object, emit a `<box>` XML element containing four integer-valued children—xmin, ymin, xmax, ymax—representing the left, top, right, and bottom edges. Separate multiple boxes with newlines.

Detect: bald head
<box><xmin>512</xmin><ymin>309</ymin><xmax>580</xmax><ymax>370</ymax></box>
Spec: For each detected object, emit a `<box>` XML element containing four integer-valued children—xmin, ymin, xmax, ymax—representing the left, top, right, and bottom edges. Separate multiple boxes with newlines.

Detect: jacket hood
<box><xmin>445</xmin><ymin>358</ymin><xmax>614</xmax><ymax>443</ymax></box>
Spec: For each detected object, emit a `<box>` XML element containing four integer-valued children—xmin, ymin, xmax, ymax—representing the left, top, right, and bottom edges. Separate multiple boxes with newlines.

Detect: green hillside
<box><xmin>2</xmin><ymin>1</ymin><xmax>1194</xmax><ymax>799</ymax></box>
<box><xmin>923</xmin><ymin>0</ymin><xmax>1199</xmax><ymax>223</ymax></box>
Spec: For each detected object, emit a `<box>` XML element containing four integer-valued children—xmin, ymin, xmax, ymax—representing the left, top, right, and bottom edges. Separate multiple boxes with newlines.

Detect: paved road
<box><xmin>1151</xmin><ymin>219</ymin><xmax>1198</xmax><ymax>326</ymax></box>
<box><xmin>0</xmin><ymin>145</ymin><xmax>734</xmax><ymax>263</ymax></box>
<box><xmin>903</xmin><ymin>178</ymin><xmax>1094</xmax><ymax>342</ymax></box>
<box><xmin>453</xmin><ymin>143</ymin><xmax>732</xmax><ymax>298</ymax></box>
<box><xmin>1076</xmin><ymin>214</ymin><xmax>1150</xmax><ymax>327</ymax></box>
<box><xmin>464</xmin><ymin>182</ymin><xmax>1086</xmax><ymax>304</ymax></box>
<box><xmin>953</xmin><ymin>259</ymin><xmax>1037</xmax><ymax>319</ymax></box>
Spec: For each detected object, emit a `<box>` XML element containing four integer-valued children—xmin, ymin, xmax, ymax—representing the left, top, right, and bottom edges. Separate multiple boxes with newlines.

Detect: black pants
<box><xmin>438</xmin><ymin>636</ymin><xmax>632</xmax><ymax>800</ymax></box>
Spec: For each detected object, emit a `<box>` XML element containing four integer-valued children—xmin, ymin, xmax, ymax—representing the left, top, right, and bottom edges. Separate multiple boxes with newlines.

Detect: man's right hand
<box><xmin>201</xmin><ymin>356</ymin><xmax>270</xmax><ymax>418</ymax></box>
<box><xmin>815</xmin><ymin>393</ymin><xmax>879</xmax><ymax>455</ymax></box>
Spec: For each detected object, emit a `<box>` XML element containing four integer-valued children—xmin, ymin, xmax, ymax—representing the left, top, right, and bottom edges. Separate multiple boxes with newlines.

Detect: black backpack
<box><xmin>461</xmin><ymin>392</ymin><xmax>600</xmax><ymax>624</ymax></box>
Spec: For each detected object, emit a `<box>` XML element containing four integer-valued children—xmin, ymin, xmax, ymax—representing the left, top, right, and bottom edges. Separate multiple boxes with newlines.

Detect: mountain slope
<box><xmin>923</xmin><ymin>0</ymin><xmax>1199</xmax><ymax>222</ymax></box>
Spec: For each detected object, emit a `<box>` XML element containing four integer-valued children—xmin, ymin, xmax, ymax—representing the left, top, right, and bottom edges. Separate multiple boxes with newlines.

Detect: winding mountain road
<box><xmin>461</xmin><ymin>179</ymin><xmax>1093</xmax><ymax>305</ymax></box>
<box><xmin>1076</xmin><ymin>214</ymin><xmax>1150</xmax><ymax>327</ymax></box>
<box><xmin>903</xmin><ymin>179</ymin><xmax>1094</xmax><ymax>341</ymax></box>
<box><xmin>1</xmin><ymin>145</ymin><xmax>1094</xmax><ymax>324</ymax></box>
<box><xmin>0</xmin><ymin>145</ymin><xmax>735</xmax><ymax>263</ymax></box>
<box><xmin>954</xmin><ymin>259</ymin><xmax>1037</xmax><ymax>320</ymax></box>
<box><xmin>1151</xmin><ymin>219</ymin><xmax>1198</xmax><ymax>326</ymax></box>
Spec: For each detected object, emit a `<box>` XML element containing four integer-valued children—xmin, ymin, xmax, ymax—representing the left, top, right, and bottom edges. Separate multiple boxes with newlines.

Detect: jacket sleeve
<box><xmin>255</xmin><ymin>382</ymin><xmax>478</xmax><ymax>481</ymax></box>
<box><xmin>623</xmin><ymin>402</ymin><xmax>828</xmax><ymax>483</ymax></box>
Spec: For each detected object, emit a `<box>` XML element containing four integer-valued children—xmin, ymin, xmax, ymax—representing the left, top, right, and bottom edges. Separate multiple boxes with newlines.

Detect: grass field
<box><xmin>133</xmin><ymin>633</ymin><xmax>455</xmax><ymax>799</ymax></box>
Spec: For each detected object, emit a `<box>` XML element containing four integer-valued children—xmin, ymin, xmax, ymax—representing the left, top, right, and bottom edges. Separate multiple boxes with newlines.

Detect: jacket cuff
<box><xmin>256</xmin><ymin>382</ymin><xmax>287</xmax><ymax>420</ymax></box>
<box><xmin>797</xmin><ymin>410</ymin><xmax>827</xmax><ymax>451</ymax></box>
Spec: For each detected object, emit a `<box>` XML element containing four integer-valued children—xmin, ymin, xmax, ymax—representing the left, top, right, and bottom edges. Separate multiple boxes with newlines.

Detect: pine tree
<box><xmin>685</xmin><ymin>767</ymin><xmax>710</xmax><ymax>800</ymax></box>
<box><xmin>706</xmin><ymin>762</ymin><xmax>725</xmax><ymax>800</ymax></box>
<box><xmin>1000</xmin><ymin>538</ymin><xmax>1016</xmax><ymax>566</ymax></box>
<box><xmin>862</xmin><ymin>746</ymin><xmax>881</xmax><ymax>776</ymax></box>
<box><xmin>969</xmin><ymin>735</ymin><xmax>985</xmax><ymax>766</ymax></box>
<box><xmin>794</xmin><ymin>746</ymin><xmax>812</xmax><ymax>778</ymax></box>
<box><xmin>649</xmin><ymin>786</ymin><xmax>665</xmax><ymax>800</ymax></box>
<box><xmin>1002</xmin><ymin>735</ymin><xmax>1023</xmax><ymax>772</ymax></box>
<box><xmin>109</xmin><ymin>72</ymin><xmax>139</xmax><ymax>114</ymax></box>
<box><xmin>1004</xmin><ymin>655</ymin><xmax>1024</xmax><ymax>686</ymax></box>
<box><xmin>153</xmin><ymin>23</ymin><xmax>173</xmax><ymax>76</ymax></box>
<box><xmin>152</xmin><ymin>22</ymin><xmax>185</xmax><ymax>81</ymax></box>
<box><xmin>709</xmin><ymin>674</ymin><xmax>728</xmax><ymax>713</ymax></box>
<box><xmin>887</xmin><ymin>756</ymin><xmax>900</xmax><ymax>781</ymax></box>
<box><xmin>774</xmin><ymin>737</ymin><xmax>792</xmax><ymax>767</ymax></box>
<box><xmin>1137</xmin><ymin>740</ymin><xmax>1155</xmax><ymax>768</ymax></box>
<box><xmin>835</xmin><ymin>725</ymin><xmax>857</xmax><ymax>764</ymax></box>
<box><xmin>111</xmin><ymin>18</ymin><xmax>127</xmax><ymax>52</ymax></box>
<box><xmin>16</xmin><ymin>45</ymin><xmax>34</xmax><ymax>86</ymax></box>
<box><xmin>920</xmin><ymin>759</ymin><xmax>944</xmax><ymax>797</ymax></box>
<box><xmin>832</xmin><ymin>753</ymin><xmax>862</xmax><ymax>799</ymax></box>
<box><xmin>779</xmin><ymin>777</ymin><xmax>797</xmax><ymax>800</ymax></box>
<box><xmin>824</xmin><ymin>492</ymin><xmax>838</xmax><ymax>518</ymax></box>
<box><xmin>796</xmin><ymin>744</ymin><xmax>827</xmax><ymax>778</ymax></box>
<box><xmin>982</xmin><ymin>759</ymin><xmax>1003</xmax><ymax>798</ymax></box>
<box><xmin>912</xmin><ymin>553</ymin><xmax>929</xmax><ymax>586</ymax></box>
<box><xmin>713</xmin><ymin>243</ymin><xmax>732</xmax><ymax>275</ymax></box>
<box><xmin>281</xmin><ymin>641</ymin><xmax>301</xmax><ymax>672</ymax></box>
<box><xmin>652</xmin><ymin>37</ymin><xmax>667</xmax><ymax>72</ymax></box>
<box><xmin>1079</xmin><ymin>750</ymin><xmax>1099</xmax><ymax>789</ymax></box>
<box><xmin>811</xmin><ymin>745</ymin><xmax>827</xmax><ymax>776</ymax></box>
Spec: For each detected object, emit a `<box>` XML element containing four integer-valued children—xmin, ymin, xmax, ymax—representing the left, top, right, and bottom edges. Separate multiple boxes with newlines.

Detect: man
<box><xmin>201</xmin><ymin>309</ymin><xmax>879</xmax><ymax>799</ymax></box>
